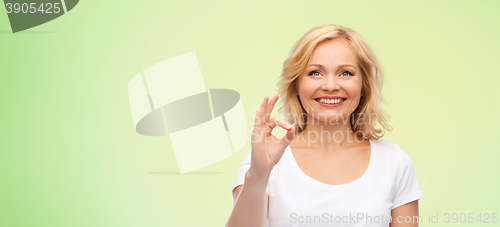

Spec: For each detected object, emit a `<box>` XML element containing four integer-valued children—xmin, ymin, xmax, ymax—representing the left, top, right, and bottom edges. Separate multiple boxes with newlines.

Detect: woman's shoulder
<box><xmin>373</xmin><ymin>138</ymin><xmax>404</xmax><ymax>152</ymax></box>
<box><xmin>371</xmin><ymin>138</ymin><xmax>409</xmax><ymax>165</ymax></box>
<box><xmin>372</xmin><ymin>139</ymin><xmax>400</xmax><ymax>150</ymax></box>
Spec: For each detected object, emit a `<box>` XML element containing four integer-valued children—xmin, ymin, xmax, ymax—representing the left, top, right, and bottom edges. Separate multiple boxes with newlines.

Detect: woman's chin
<box><xmin>308</xmin><ymin>114</ymin><xmax>350</xmax><ymax>124</ymax></box>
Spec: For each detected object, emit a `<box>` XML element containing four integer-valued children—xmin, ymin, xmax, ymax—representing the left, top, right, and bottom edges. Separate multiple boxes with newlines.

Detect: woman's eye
<box><xmin>341</xmin><ymin>71</ymin><xmax>354</xmax><ymax>77</ymax></box>
<box><xmin>309</xmin><ymin>71</ymin><xmax>321</xmax><ymax>77</ymax></box>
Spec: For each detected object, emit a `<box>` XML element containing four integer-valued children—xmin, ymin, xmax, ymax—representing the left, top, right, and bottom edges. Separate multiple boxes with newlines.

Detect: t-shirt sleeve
<box><xmin>391</xmin><ymin>147</ymin><xmax>424</xmax><ymax>210</ymax></box>
<box><xmin>232</xmin><ymin>148</ymin><xmax>269</xmax><ymax>195</ymax></box>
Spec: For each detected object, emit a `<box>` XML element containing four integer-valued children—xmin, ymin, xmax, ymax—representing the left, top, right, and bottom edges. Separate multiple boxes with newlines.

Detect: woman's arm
<box><xmin>390</xmin><ymin>200</ymin><xmax>420</xmax><ymax>227</ymax></box>
<box><xmin>226</xmin><ymin>94</ymin><xmax>294</xmax><ymax>227</ymax></box>
<box><xmin>225</xmin><ymin>168</ymin><xmax>270</xmax><ymax>227</ymax></box>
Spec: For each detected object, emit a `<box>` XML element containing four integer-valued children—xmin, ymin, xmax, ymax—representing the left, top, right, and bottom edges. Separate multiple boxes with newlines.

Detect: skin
<box><xmin>290</xmin><ymin>38</ymin><xmax>373</xmax><ymax>187</ymax></box>
<box><xmin>227</xmin><ymin>94</ymin><xmax>293</xmax><ymax>227</ymax></box>
<box><xmin>295</xmin><ymin>38</ymin><xmax>364</xmax><ymax>152</ymax></box>
<box><xmin>228</xmin><ymin>38</ymin><xmax>419</xmax><ymax>226</ymax></box>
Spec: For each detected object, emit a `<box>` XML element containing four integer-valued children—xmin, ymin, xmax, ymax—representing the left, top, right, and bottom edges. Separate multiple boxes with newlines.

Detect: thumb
<box><xmin>280</xmin><ymin>126</ymin><xmax>295</xmax><ymax>148</ymax></box>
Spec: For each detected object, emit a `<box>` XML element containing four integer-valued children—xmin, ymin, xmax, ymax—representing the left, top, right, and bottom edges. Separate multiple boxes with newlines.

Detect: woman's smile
<box><xmin>315</xmin><ymin>97</ymin><xmax>347</xmax><ymax>108</ymax></box>
<box><xmin>296</xmin><ymin>38</ymin><xmax>363</xmax><ymax>122</ymax></box>
<box><xmin>314</xmin><ymin>96</ymin><xmax>347</xmax><ymax>108</ymax></box>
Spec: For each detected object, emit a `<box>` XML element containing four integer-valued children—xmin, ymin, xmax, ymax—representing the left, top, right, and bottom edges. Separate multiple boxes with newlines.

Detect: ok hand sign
<box><xmin>249</xmin><ymin>94</ymin><xmax>296</xmax><ymax>176</ymax></box>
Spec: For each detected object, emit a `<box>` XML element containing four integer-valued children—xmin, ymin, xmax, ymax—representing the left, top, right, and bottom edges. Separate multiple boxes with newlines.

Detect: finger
<box><xmin>269</xmin><ymin>117</ymin><xmax>293</xmax><ymax>130</ymax></box>
<box><xmin>264</xmin><ymin>116</ymin><xmax>292</xmax><ymax>136</ymax></box>
<box><xmin>263</xmin><ymin>94</ymin><xmax>279</xmax><ymax>124</ymax></box>
<box><xmin>253</xmin><ymin>108</ymin><xmax>261</xmax><ymax>129</ymax></box>
<box><xmin>280</xmin><ymin>126</ymin><xmax>296</xmax><ymax>148</ymax></box>
<box><xmin>250</xmin><ymin>125</ymin><xmax>264</xmax><ymax>144</ymax></box>
<box><xmin>255</xmin><ymin>95</ymin><xmax>269</xmax><ymax>127</ymax></box>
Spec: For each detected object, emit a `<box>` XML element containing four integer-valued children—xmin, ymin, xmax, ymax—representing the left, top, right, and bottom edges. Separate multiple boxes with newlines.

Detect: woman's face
<box><xmin>297</xmin><ymin>38</ymin><xmax>364</xmax><ymax>124</ymax></box>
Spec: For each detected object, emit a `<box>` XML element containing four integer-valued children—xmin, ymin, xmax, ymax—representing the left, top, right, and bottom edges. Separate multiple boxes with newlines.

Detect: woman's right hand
<box><xmin>249</xmin><ymin>94</ymin><xmax>296</xmax><ymax>176</ymax></box>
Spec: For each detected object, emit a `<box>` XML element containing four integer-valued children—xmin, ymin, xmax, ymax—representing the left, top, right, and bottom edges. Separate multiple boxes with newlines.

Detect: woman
<box><xmin>226</xmin><ymin>24</ymin><xmax>423</xmax><ymax>227</ymax></box>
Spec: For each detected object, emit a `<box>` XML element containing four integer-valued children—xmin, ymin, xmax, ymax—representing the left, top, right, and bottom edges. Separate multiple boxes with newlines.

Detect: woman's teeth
<box><xmin>316</xmin><ymin>98</ymin><xmax>345</xmax><ymax>104</ymax></box>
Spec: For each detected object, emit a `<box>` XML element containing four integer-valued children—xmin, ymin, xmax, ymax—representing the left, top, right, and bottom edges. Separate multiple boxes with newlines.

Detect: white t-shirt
<box><xmin>231</xmin><ymin>139</ymin><xmax>424</xmax><ymax>227</ymax></box>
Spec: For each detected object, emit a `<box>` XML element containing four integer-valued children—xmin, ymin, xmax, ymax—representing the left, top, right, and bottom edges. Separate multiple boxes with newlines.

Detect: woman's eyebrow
<box><xmin>307</xmin><ymin>64</ymin><xmax>357</xmax><ymax>70</ymax></box>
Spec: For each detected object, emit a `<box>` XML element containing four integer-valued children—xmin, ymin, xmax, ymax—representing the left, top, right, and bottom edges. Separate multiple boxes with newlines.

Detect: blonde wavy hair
<box><xmin>277</xmin><ymin>24</ymin><xmax>393</xmax><ymax>140</ymax></box>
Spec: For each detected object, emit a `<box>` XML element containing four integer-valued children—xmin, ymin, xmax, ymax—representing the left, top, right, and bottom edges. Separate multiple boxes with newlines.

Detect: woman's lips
<box><xmin>314</xmin><ymin>98</ymin><xmax>346</xmax><ymax>108</ymax></box>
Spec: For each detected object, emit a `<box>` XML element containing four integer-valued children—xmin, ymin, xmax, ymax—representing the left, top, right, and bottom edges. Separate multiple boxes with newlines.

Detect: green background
<box><xmin>1</xmin><ymin>0</ymin><xmax>499</xmax><ymax>226</ymax></box>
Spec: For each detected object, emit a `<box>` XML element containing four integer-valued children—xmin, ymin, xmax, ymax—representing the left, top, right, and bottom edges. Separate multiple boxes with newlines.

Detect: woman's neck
<box><xmin>293</xmin><ymin>118</ymin><xmax>365</xmax><ymax>153</ymax></box>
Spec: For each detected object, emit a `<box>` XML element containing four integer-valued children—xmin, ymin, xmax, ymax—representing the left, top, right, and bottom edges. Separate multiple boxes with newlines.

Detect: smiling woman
<box><xmin>226</xmin><ymin>24</ymin><xmax>423</xmax><ymax>227</ymax></box>
<box><xmin>278</xmin><ymin>25</ymin><xmax>392</xmax><ymax>139</ymax></box>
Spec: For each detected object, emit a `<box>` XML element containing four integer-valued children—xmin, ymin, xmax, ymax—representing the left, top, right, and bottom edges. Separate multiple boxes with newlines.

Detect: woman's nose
<box><xmin>322</xmin><ymin>75</ymin><xmax>340</xmax><ymax>91</ymax></box>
